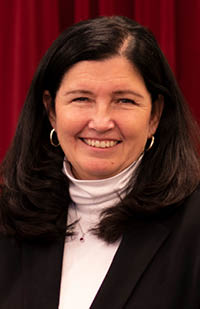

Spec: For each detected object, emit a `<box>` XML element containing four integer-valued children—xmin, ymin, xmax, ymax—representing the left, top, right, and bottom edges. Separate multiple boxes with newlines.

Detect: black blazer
<box><xmin>1</xmin><ymin>188</ymin><xmax>200</xmax><ymax>309</ymax></box>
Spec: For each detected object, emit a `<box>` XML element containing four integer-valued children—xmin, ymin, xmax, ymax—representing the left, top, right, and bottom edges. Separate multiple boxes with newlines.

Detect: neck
<box><xmin>63</xmin><ymin>155</ymin><xmax>142</xmax><ymax>241</ymax></box>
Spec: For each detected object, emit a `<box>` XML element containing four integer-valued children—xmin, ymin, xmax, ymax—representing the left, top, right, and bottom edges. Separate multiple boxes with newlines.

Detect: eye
<box><xmin>72</xmin><ymin>97</ymin><xmax>89</xmax><ymax>102</ymax></box>
<box><xmin>117</xmin><ymin>98</ymin><xmax>136</xmax><ymax>104</ymax></box>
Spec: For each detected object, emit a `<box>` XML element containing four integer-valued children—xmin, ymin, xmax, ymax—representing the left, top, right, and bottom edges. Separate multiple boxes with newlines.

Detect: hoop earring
<box><xmin>145</xmin><ymin>136</ymin><xmax>155</xmax><ymax>151</ymax></box>
<box><xmin>50</xmin><ymin>128</ymin><xmax>60</xmax><ymax>147</ymax></box>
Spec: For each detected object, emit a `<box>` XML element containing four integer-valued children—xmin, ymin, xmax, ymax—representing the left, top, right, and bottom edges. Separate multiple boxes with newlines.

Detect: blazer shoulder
<box><xmin>170</xmin><ymin>186</ymin><xmax>200</xmax><ymax>240</ymax></box>
<box><xmin>0</xmin><ymin>236</ymin><xmax>21</xmax><ymax>259</ymax></box>
<box><xmin>182</xmin><ymin>186</ymin><xmax>200</xmax><ymax>219</ymax></box>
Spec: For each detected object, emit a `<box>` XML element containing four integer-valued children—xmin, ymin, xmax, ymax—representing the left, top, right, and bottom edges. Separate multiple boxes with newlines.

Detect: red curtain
<box><xmin>0</xmin><ymin>0</ymin><xmax>60</xmax><ymax>160</ymax></box>
<box><xmin>0</xmin><ymin>0</ymin><xmax>200</xmax><ymax>161</ymax></box>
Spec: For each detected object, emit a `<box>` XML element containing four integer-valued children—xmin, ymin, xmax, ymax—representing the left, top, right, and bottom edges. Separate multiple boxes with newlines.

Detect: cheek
<box><xmin>121</xmin><ymin>115</ymin><xmax>152</xmax><ymax>141</ymax></box>
<box><xmin>55</xmin><ymin>111</ymin><xmax>86</xmax><ymax>141</ymax></box>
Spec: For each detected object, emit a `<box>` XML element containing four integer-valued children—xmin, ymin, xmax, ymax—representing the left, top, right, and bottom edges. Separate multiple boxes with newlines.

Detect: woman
<box><xmin>0</xmin><ymin>16</ymin><xmax>200</xmax><ymax>309</ymax></box>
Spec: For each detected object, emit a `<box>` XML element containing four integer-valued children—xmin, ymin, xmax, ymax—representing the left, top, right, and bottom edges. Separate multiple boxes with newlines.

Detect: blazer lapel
<box><xmin>20</xmin><ymin>221</ymin><xmax>170</xmax><ymax>309</ymax></box>
<box><xmin>22</xmin><ymin>237</ymin><xmax>65</xmax><ymax>309</ymax></box>
<box><xmin>91</xmin><ymin>221</ymin><xmax>170</xmax><ymax>309</ymax></box>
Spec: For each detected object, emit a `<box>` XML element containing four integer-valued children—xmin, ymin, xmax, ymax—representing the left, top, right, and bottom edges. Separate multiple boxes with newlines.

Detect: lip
<box><xmin>79</xmin><ymin>137</ymin><xmax>122</xmax><ymax>150</ymax></box>
<box><xmin>79</xmin><ymin>137</ymin><xmax>121</xmax><ymax>141</ymax></box>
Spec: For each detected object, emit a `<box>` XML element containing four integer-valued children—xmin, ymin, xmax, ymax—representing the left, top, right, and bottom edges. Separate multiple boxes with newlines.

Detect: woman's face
<box><xmin>46</xmin><ymin>56</ymin><xmax>162</xmax><ymax>180</ymax></box>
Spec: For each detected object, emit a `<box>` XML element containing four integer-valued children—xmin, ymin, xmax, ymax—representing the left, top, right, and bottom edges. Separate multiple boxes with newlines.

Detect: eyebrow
<box><xmin>64</xmin><ymin>90</ymin><xmax>93</xmax><ymax>96</ymax></box>
<box><xmin>113</xmin><ymin>90</ymin><xmax>144</xmax><ymax>99</ymax></box>
<box><xmin>64</xmin><ymin>89</ymin><xmax>144</xmax><ymax>99</ymax></box>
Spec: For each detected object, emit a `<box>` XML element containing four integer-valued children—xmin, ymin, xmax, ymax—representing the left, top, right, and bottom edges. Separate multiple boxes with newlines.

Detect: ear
<box><xmin>148</xmin><ymin>94</ymin><xmax>164</xmax><ymax>137</ymax></box>
<box><xmin>43</xmin><ymin>90</ymin><xmax>56</xmax><ymax>129</ymax></box>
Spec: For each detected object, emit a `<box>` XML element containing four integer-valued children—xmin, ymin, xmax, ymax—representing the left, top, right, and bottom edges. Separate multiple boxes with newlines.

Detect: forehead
<box><xmin>59</xmin><ymin>56</ymin><xmax>147</xmax><ymax>93</ymax></box>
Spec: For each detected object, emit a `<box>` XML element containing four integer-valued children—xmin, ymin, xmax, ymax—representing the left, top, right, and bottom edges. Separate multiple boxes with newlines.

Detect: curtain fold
<box><xmin>175</xmin><ymin>0</ymin><xmax>200</xmax><ymax>119</ymax></box>
<box><xmin>74</xmin><ymin>0</ymin><xmax>91</xmax><ymax>22</ymax></box>
<box><xmin>0</xmin><ymin>0</ymin><xmax>60</xmax><ymax>160</ymax></box>
<box><xmin>132</xmin><ymin>0</ymin><xmax>176</xmax><ymax>72</ymax></box>
<box><xmin>1</xmin><ymin>0</ymin><xmax>200</xmax><ymax>161</ymax></box>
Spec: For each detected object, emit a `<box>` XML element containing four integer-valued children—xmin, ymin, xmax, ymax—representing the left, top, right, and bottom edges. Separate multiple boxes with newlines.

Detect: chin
<box><xmin>73</xmin><ymin>159</ymin><xmax>122</xmax><ymax>180</ymax></box>
<box><xmin>83</xmin><ymin>166</ymin><xmax>119</xmax><ymax>180</ymax></box>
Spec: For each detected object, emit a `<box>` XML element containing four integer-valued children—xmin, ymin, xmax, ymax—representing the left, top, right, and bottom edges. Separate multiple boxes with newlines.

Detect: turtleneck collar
<box><xmin>63</xmin><ymin>156</ymin><xmax>142</xmax><ymax>213</ymax></box>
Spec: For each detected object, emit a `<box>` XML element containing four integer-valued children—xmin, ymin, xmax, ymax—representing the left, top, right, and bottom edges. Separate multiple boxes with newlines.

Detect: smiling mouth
<box><xmin>80</xmin><ymin>138</ymin><xmax>121</xmax><ymax>148</ymax></box>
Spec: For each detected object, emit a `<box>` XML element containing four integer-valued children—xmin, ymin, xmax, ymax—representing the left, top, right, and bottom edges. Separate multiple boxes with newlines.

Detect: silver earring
<box><xmin>145</xmin><ymin>136</ymin><xmax>155</xmax><ymax>151</ymax></box>
<box><xmin>50</xmin><ymin>128</ymin><xmax>60</xmax><ymax>147</ymax></box>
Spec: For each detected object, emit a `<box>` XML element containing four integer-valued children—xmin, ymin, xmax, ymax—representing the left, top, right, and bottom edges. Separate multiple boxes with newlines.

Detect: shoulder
<box><xmin>162</xmin><ymin>186</ymin><xmax>200</xmax><ymax>250</ymax></box>
<box><xmin>0</xmin><ymin>236</ymin><xmax>21</xmax><ymax>287</ymax></box>
<box><xmin>0</xmin><ymin>236</ymin><xmax>21</xmax><ymax>259</ymax></box>
<box><xmin>180</xmin><ymin>186</ymin><xmax>200</xmax><ymax>226</ymax></box>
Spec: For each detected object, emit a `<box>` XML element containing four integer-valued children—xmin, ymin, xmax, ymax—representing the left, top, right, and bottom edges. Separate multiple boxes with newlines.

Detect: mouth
<box><xmin>80</xmin><ymin>138</ymin><xmax>121</xmax><ymax>149</ymax></box>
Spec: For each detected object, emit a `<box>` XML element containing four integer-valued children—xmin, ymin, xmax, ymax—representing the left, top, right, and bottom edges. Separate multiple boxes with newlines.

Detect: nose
<box><xmin>88</xmin><ymin>103</ymin><xmax>115</xmax><ymax>132</ymax></box>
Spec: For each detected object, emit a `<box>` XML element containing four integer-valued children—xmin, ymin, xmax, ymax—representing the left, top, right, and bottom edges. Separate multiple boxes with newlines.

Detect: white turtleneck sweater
<box><xmin>59</xmin><ymin>158</ymin><xmax>141</xmax><ymax>309</ymax></box>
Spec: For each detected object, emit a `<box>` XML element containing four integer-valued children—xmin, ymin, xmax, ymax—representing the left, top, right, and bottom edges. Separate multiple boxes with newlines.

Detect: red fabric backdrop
<box><xmin>0</xmin><ymin>0</ymin><xmax>200</xmax><ymax>161</ymax></box>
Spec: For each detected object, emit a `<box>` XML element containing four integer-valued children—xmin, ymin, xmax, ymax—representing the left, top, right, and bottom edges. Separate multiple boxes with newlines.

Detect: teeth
<box><xmin>83</xmin><ymin>139</ymin><xmax>118</xmax><ymax>148</ymax></box>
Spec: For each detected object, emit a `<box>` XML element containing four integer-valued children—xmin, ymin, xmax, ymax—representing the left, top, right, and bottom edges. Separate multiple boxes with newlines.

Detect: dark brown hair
<box><xmin>0</xmin><ymin>16</ymin><xmax>200</xmax><ymax>243</ymax></box>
